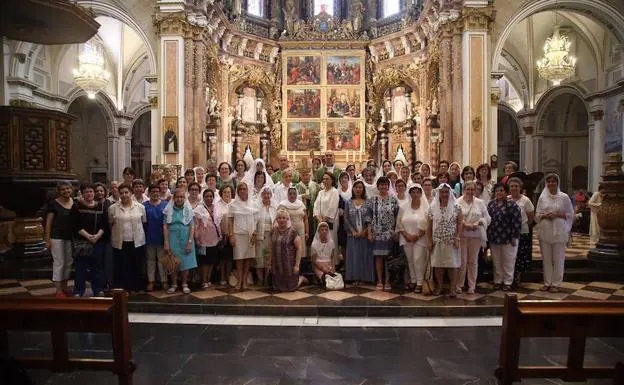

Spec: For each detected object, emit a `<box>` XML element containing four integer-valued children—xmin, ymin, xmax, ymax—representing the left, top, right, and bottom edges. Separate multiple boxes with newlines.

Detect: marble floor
<box><xmin>9</xmin><ymin>323</ymin><xmax>623</xmax><ymax>385</ymax></box>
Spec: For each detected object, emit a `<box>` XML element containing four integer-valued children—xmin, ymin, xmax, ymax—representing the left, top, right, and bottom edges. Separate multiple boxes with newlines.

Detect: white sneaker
<box><xmin>166</xmin><ymin>285</ymin><xmax>177</xmax><ymax>294</ymax></box>
<box><xmin>182</xmin><ymin>285</ymin><xmax>191</xmax><ymax>294</ymax></box>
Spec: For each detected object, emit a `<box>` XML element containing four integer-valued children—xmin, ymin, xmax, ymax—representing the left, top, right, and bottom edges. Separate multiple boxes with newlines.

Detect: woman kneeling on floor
<box><xmin>311</xmin><ymin>222</ymin><xmax>337</xmax><ymax>285</ymax></box>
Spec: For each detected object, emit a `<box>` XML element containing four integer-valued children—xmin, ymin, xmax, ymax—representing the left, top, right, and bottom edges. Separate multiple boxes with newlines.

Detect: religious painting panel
<box><xmin>286</xmin><ymin>56</ymin><xmax>321</xmax><ymax>85</ymax></box>
<box><xmin>326</xmin><ymin>121</ymin><xmax>363</xmax><ymax>151</ymax></box>
<box><xmin>286</xmin><ymin>89</ymin><xmax>321</xmax><ymax>119</ymax></box>
<box><xmin>162</xmin><ymin>116</ymin><xmax>179</xmax><ymax>154</ymax></box>
<box><xmin>286</xmin><ymin>122</ymin><xmax>321</xmax><ymax>152</ymax></box>
<box><xmin>326</xmin><ymin>56</ymin><xmax>362</xmax><ymax>85</ymax></box>
<box><xmin>605</xmin><ymin>94</ymin><xmax>623</xmax><ymax>154</ymax></box>
<box><xmin>327</xmin><ymin>88</ymin><xmax>362</xmax><ymax>118</ymax></box>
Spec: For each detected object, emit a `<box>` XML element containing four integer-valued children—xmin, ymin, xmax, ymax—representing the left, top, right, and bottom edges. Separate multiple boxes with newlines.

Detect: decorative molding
<box><xmin>149</xmin><ymin>96</ymin><xmax>158</xmax><ymax>108</ymax></box>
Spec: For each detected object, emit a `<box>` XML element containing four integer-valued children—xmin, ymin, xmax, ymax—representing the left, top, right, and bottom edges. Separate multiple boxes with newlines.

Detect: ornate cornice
<box><xmin>462</xmin><ymin>6</ymin><xmax>496</xmax><ymax>31</ymax></box>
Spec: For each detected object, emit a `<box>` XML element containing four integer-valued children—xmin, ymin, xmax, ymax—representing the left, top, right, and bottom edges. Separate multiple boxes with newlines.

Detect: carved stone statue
<box><xmin>283</xmin><ymin>0</ymin><xmax>296</xmax><ymax>34</ymax></box>
<box><xmin>380</xmin><ymin>108</ymin><xmax>386</xmax><ymax>123</ymax></box>
<box><xmin>261</xmin><ymin>108</ymin><xmax>267</xmax><ymax>124</ymax></box>
<box><xmin>351</xmin><ymin>0</ymin><xmax>365</xmax><ymax>33</ymax></box>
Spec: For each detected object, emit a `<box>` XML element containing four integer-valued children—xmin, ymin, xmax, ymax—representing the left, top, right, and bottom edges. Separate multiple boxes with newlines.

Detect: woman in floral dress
<box><xmin>368</xmin><ymin>176</ymin><xmax>400</xmax><ymax>291</ymax></box>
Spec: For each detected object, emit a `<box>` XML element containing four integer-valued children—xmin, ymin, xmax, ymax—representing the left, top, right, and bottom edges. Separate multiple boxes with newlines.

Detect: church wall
<box><xmin>68</xmin><ymin>97</ymin><xmax>110</xmax><ymax>182</ymax></box>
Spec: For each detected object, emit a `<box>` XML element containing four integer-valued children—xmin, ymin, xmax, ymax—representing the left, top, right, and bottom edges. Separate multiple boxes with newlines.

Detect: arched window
<box><xmin>383</xmin><ymin>0</ymin><xmax>401</xmax><ymax>18</ymax></box>
<box><xmin>247</xmin><ymin>0</ymin><xmax>264</xmax><ymax>18</ymax></box>
<box><xmin>314</xmin><ymin>0</ymin><xmax>334</xmax><ymax>16</ymax></box>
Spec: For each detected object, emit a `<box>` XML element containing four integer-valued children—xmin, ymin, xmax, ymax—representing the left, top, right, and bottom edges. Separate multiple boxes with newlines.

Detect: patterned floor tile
<box><xmin>148</xmin><ymin>291</ymin><xmax>184</xmax><ymax>299</ymax></box>
<box><xmin>530</xmin><ymin>290</ymin><xmax>569</xmax><ymax>300</ymax></box>
<box><xmin>521</xmin><ymin>282</ymin><xmax>545</xmax><ymax>290</ymax></box>
<box><xmin>614</xmin><ymin>289</ymin><xmax>624</xmax><ymax>297</ymax></box>
<box><xmin>190</xmin><ymin>289</ymin><xmax>228</xmax><ymax>300</ymax></box>
<box><xmin>560</xmin><ymin>282</ymin><xmax>587</xmax><ymax>290</ymax></box>
<box><xmin>273</xmin><ymin>291</ymin><xmax>313</xmax><ymax>301</ymax></box>
<box><xmin>571</xmin><ymin>289</ymin><xmax>612</xmax><ymax>300</ymax></box>
<box><xmin>317</xmin><ymin>291</ymin><xmax>357</xmax><ymax>301</ymax></box>
<box><xmin>29</xmin><ymin>287</ymin><xmax>58</xmax><ymax>296</ymax></box>
<box><xmin>0</xmin><ymin>279</ymin><xmax>19</xmax><ymax>285</ymax></box>
<box><xmin>0</xmin><ymin>286</ymin><xmax>28</xmax><ymax>295</ymax></box>
<box><xmin>359</xmin><ymin>291</ymin><xmax>400</xmax><ymax>301</ymax></box>
<box><xmin>587</xmin><ymin>282</ymin><xmax>624</xmax><ymax>290</ymax></box>
<box><xmin>488</xmin><ymin>290</ymin><xmax>528</xmax><ymax>299</ymax></box>
<box><xmin>455</xmin><ymin>293</ymin><xmax>486</xmax><ymax>301</ymax></box>
<box><xmin>20</xmin><ymin>279</ymin><xmax>54</xmax><ymax>287</ymax></box>
<box><xmin>230</xmin><ymin>290</ymin><xmax>270</xmax><ymax>301</ymax></box>
<box><xmin>402</xmin><ymin>292</ymin><xmax>443</xmax><ymax>301</ymax></box>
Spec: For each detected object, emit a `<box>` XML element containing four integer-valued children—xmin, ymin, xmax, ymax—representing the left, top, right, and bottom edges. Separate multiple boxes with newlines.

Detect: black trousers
<box><xmin>113</xmin><ymin>242</ymin><xmax>143</xmax><ymax>292</ymax></box>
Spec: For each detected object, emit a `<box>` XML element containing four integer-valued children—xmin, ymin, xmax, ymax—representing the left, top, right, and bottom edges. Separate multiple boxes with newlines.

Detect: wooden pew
<box><xmin>0</xmin><ymin>289</ymin><xmax>135</xmax><ymax>385</ymax></box>
<box><xmin>495</xmin><ymin>294</ymin><xmax>624</xmax><ymax>385</ymax></box>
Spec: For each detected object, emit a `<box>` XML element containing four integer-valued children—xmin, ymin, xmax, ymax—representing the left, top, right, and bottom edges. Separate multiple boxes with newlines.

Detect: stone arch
<box><xmin>76</xmin><ymin>1</ymin><xmax>157</xmax><ymax>74</ymax></box>
<box><xmin>492</xmin><ymin>0</ymin><xmax>624</xmax><ymax>72</ymax></box>
<box><xmin>65</xmin><ymin>87</ymin><xmax>117</xmax><ymax>136</ymax></box>
<box><xmin>130</xmin><ymin>111</ymin><xmax>152</xmax><ymax>180</ymax></box>
<box><xmin>535</xmin><ymin>84</ymin><xmax>589</xmax><ymax>128</ymax></box>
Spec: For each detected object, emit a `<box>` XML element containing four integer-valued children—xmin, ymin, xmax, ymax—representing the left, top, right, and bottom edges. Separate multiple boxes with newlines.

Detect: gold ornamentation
<box><xmin>595</xmin><ymin>153</ymin><xmax>624</xmax><ymax>248</ymax></box>
<box><xmin>149</xmin><ymin>96</ymin><xmax>158</xmax><ymax>108</ymax></box>
<box><xmin>9</xmin><ymin>99</ymin><xmax>34</xmax><ymax>108</ymax></box>
<box><xmin>472</xmin><ymin>116</ymin><xmax>482</xmax><ymax>132</ymax></box>
<box><xmin>462</xmin><ymin>6</ymin><xmax>496</xmax><ymax>31</ymax></box>
<box><xmin>490</xmin><ymin>92</ymin><xmax>500</xmax><ymax>105</ymax></box>
<box><xmin>280</xmin><ymin>11</ymin><xmax>368</xmax><ymax>41</ymax></box>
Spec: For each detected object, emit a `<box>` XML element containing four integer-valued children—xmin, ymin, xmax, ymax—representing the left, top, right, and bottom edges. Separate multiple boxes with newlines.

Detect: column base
<box><xmin>588</xmin><ymin>243</ymin><xmax>624</xmax><ymax>273</ymax></box>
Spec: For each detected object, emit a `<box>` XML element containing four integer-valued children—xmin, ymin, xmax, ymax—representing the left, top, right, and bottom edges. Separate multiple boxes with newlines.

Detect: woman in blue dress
<box><xmin>164</xmin><ymin>188</ymin><xmax>197</xmax><ymax>294</ymax></box>
<box><xmin>343</xmin><ymin>181</ymin><xmax>374</xmax><ymax>285</ymax></box>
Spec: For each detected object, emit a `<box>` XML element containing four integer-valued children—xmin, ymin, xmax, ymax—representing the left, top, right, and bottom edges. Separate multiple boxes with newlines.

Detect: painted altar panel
<box><xmin>282</xmin><ymin>50</ymin><xmax>366</xmax><ymax>164</ymax></box>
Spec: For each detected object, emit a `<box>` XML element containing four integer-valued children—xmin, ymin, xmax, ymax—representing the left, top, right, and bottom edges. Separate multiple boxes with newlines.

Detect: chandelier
<box><xmin>72</xmin><ymin>42</ymin><xmax>110</xmax><ymax>99</ymax></box>
<box><xmin>536</xmin><ymin>27</ymin><xmax>577</xmax><ymax>85</ymax></box>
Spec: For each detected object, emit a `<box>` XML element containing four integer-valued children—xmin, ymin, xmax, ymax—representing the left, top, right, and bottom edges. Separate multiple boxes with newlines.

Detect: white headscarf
<box><xmin>430</xmin><ymin>183</ymin><xmax>457</xmax><ymax>222</ymax></box>
<box><xmin>338</xmin><ymin>171</ymin><xmax>353</xmax><ymax>201</ymax></box>
<box><xmin>311</xmin><ymin>221</ymin><xmax>334</xmax><ymax>262</ymax></box>
<box><xmin>376</xmin><ymin>160</ymin><xmax>396</xmax><ymax>180</ymax></box>
<box><xmin>278</xmin><ymin>187</ymin><xmax>305</xmax><ymax>211</ymax></box>
<box><xmin>407</xmin><ymin>183</ymin><xmax>430</xmax><ymax>213</ymax></box>
<box><xmin>243</xmin><ymin>158</ymin><xmax>275</xmax><ymax>188</ymax></box>
<box><xmin>164</xmin><ymin>196</ymin><xmax>195</xmax><ymax>225</ymax></box>
<box><xmin>420</xmin><ymin>162</ymin><xmax>433</xmax><ymax>179</ymax></box>
<box><xmin>537</xmin><ymin>173</ymin><xmax>574</xmax><ymax>237</ymax></box>
<box><xmin>257</xmin><ymin>185</ymin><xmax>277</xmax><ymax>234</ymax></box>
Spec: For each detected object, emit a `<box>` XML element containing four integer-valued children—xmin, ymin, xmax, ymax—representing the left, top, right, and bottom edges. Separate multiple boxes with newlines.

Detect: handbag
<box><xmin>324</xmin><ymin>272</ymin><xmax>344</xmax><ymax>290</ymax></box>
<box><xmin>207</xmin><ymin>205</ymin><xmax>226</xmax><ymax>250</ymax></box>
<box><xmin>73</xmin><ymin>239</ymin><xmax>93</xmax><ymax>257</ymax></box>
<box><xmin>159</xmin><ymin>250</ymin><xmax>180</xmax><ymax>275</ymax></box>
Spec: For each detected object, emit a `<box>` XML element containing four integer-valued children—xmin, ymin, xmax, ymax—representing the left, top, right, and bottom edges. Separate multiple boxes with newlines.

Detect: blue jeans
<box><xmin>74</xmin><ymin>241</ymin><xmax>105</xmax><ymax>296</ymax></box>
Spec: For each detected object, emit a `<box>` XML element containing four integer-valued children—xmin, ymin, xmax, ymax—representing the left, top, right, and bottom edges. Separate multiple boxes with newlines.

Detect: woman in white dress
<box><xmin>427</xmin><ymin>183</ymin><xmax>463</xmax><ymax>297</ymax></box>
<box><xmin>311</xmin><ymin>222</ymin><xmax>337</xmax><ymax>281</ymax></box>
<box><xmin>255</xmin><ymin>186</ymin><xmax>276</xmax><ymax>287</ymax></box>
<box><xmin>456</xmin><ymin>181</ymin><xmax>490</xmax><ymax>294</ymax></box>
<box><xmin>314</xmin><ymin>172</ymin><xmax>340</xmax><ymax>257</ymax></box>
<box><xmin>396</xmin><ymin>184</ymin><xmax>429</xmax><ymax>293</ymax></box>
<box><xmin>535</xmin><ymin>174</ymin><xmax>574</xmax><ymax>292</ymax></box>
<box><xmin>228</xmin><ymin>182</ymin><xmax>260</xmax><ymax>291</ymax></box>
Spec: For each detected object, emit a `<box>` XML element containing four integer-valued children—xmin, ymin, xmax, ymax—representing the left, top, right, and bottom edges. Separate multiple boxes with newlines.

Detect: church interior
<box><xmin>1</xmin><ymin>0</ymin><xmax>624</xmax><ymax>384</ymax></box>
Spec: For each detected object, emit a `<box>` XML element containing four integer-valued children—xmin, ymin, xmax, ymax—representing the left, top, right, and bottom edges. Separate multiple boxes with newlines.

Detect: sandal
<box><xmin>383</xmin><ymin>283</ymin><xmax>392</xmax><ymax>291</ymax></box>
<box><xmin>166</xmin><ymin>285</ymin><xmax>177</xmax><ymax>294</ymax></box>
<box><xmin>376</xmin><ymin>282</ymin><xmax>383</xmax><ymax>291</ymax></box>
<box><xmin>414</xmin><ymin>286</ymin><xmax>423</xmax><ymax>294</ymax></box>
<box><xmin>202</xmin><ymin>282</ymin><xmax>211</xmax><ymax>290</ymax></box>
<box><xmin>182</xmin><ymin>285</ymin><xmax>191</xmax><ymax>294</ymax></box>
<box><xmin>432</xmin><ymin>289</ymin><xmax>442</xmax><ymax>296</ymax></box>
<box><xmin>540</xmin><ymin>285</ymin><xmax>550</xmax><ymax>291</ymax></box>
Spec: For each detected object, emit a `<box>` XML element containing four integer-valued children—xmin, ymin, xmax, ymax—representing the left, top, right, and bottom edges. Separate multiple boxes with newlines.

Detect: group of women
<box><xmin>43</xmin><ymin>156</ymin><xmax>575</xmax><ymax>298</ymax></box>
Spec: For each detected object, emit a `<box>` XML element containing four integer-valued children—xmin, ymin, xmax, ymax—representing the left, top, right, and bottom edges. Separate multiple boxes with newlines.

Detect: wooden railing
<box><xmin>0</xmin><ymin>289</ymin><xmax>135</xmax><ymax>385</ymax></box>
<box><xmin>496</xmin><ymin>294</ymin><xmax>624</xmax><ymax>385</ymax></box>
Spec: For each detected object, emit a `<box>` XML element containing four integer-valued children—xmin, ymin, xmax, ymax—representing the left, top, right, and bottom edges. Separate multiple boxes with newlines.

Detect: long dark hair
<box><xmin>351</xmin><ymin>180</ymin><xmax>367</xmax><ymax>200</ymax></box>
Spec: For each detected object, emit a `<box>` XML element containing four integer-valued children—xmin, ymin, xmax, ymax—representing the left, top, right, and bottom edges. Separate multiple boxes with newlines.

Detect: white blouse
<box><xmin>536</xmin><ymin>191</ymin><xmax>574</xmax><ymax>244</ymax></box>
<box><xmin>511</xmin><ymin>195</ymin><xmax>535</xmax><ymax>234</ymax></box>
<box><xmin>397</xmin><ymin>205</ymin><xmax>428</xmax><ymax>247</ymax></box>
<box><xmin>313</xmin><ymin>188</ymin><xmax>339</xmax><ymax>222</ymax></box>
<box><xmin>456</xmin><ymin>196</ymin><xmax>490</xmax><ymax>238</ymax></box>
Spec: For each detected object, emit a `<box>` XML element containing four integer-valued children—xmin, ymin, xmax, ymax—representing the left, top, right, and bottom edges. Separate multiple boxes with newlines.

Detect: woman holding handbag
<box><xmin>194</xmin><ymin>189</ymin><xmax>222</xmax><ymax>290</ymax></box>
<box><xmin>73</xmin><ymin>184</ymin><xmax>106</xmax><ymax>297</ymax></box>
<box><xmin>311</xmin><ymin>222</ymin><xmax>341</xmax><ymax>288</ymax></box>
<box><xmin>164</xmin><ymin>188</ymin><xmax>197</xmax><ymax>294</ymax></box>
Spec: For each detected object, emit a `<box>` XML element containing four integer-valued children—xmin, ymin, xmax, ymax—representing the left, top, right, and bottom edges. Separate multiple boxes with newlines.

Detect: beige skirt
<box><xmin>233</xmin><ymin>233</ymin><xmax>254</xmax><ymax>260</ymax></box>
<box><xmin>431</xmin><ymin>242</ymin><xmax>461</xmax><ymax>268</ymax></box>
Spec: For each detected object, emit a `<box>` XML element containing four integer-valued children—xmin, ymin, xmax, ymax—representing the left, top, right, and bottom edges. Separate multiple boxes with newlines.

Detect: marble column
<box><xmin>439</xmin><ymin>36</ymin><xmax>453</xmax><ymax>162</ymax></box>
<box><xmin>589</xmin><ymin>105</ymin><xmax>605</xmax><ymax>192</ymax></box>
<box><xmin>193</xmin><ymin>40</ymin><xmax>207</xmax><ymax>166</ymax></box>
<box><xmin>451</xmin><ymin>27</ymin><xmax>463</xmax><ymax>163</ymax></box>
<box><xmin>518</xmin><ymin>111</ymin><xmax>537</xmax><ymax>174</ymax></box>
<box><xmin>117</xmin><ymin>127</ymin><xmax>128</xmax><ymax>178</ymax></box>
<box><xmin>107</xmin><ymin>134</ymin><xmax>119</xmax><ymax>181</ymax></box>
<box><xmin>462</xmin><ymin>7</ymin><xmax>492</xmax><ymax>168</ymax></box>
<box><xmin>183</xmin><ymin>38</ymin><xmax>194</xmax><ymax>168</ymax></box>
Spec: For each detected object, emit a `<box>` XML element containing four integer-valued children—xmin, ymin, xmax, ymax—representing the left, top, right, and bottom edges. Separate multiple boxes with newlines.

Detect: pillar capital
<box><xmin>517</xmin><ymin>110</ymin><xmax>537</xmax><ymax>135</ymax></box>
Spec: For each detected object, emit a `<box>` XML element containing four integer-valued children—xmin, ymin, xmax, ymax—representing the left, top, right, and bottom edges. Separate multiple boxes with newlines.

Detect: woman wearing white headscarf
<box><xmin>360</xmin><ymin>167</ymin><xmax>379</xmax><ymax>199</ymax></box>
<box><xmin>419</xmin><ymin>162</ymin><xmax>433</xmax><ymax>180</ymax></box>
<box><xmin>311</xmin><ymin>221</ymin><xmax>336</xmax><ymax>281</ymax></box>
<box><xmin>228</xmin><ymin>182</ymin><xmax>260</xmax><ymax>290</ymax></box>
<box><xmin>255</xmin><ymin>185</ymin><xmax>276</xmax><ymax>287</ymax></box>
<box><xmin>535</xmin><ymin>173</ymin><xmax>574</xmax><ymax>293</ymax></box>
<box><xmin>397</xmin><ymin>184</ymin><xmax>429</xmax><ymax>293</ymax></box>
<box><xmin>427</xmin><ymin>183</ymin><xmax>463</xmax><ymax>297</ymax></box>
<box><xmin>278</xmin><ymin>187</ymin><xmax>309</xmax><ymax>249</ymax></box>
<box><xmin>243</xmin><ymin>158</ymin><xmax>274</xmax><ymax>188</ymax></box>
<box><xmin>314</xmin><ymin>172</ymin><xmax>340</xmax><ymax>256</ymax></box>
<box><xmin>194</xmin><ymin>188</ymin><xmax>221</xmax><ymax>290</ymax></box>
<box><xmin>164</xmin><ymin>188</ymin><xmax>197</xmax><ymax>294</ymax></box>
